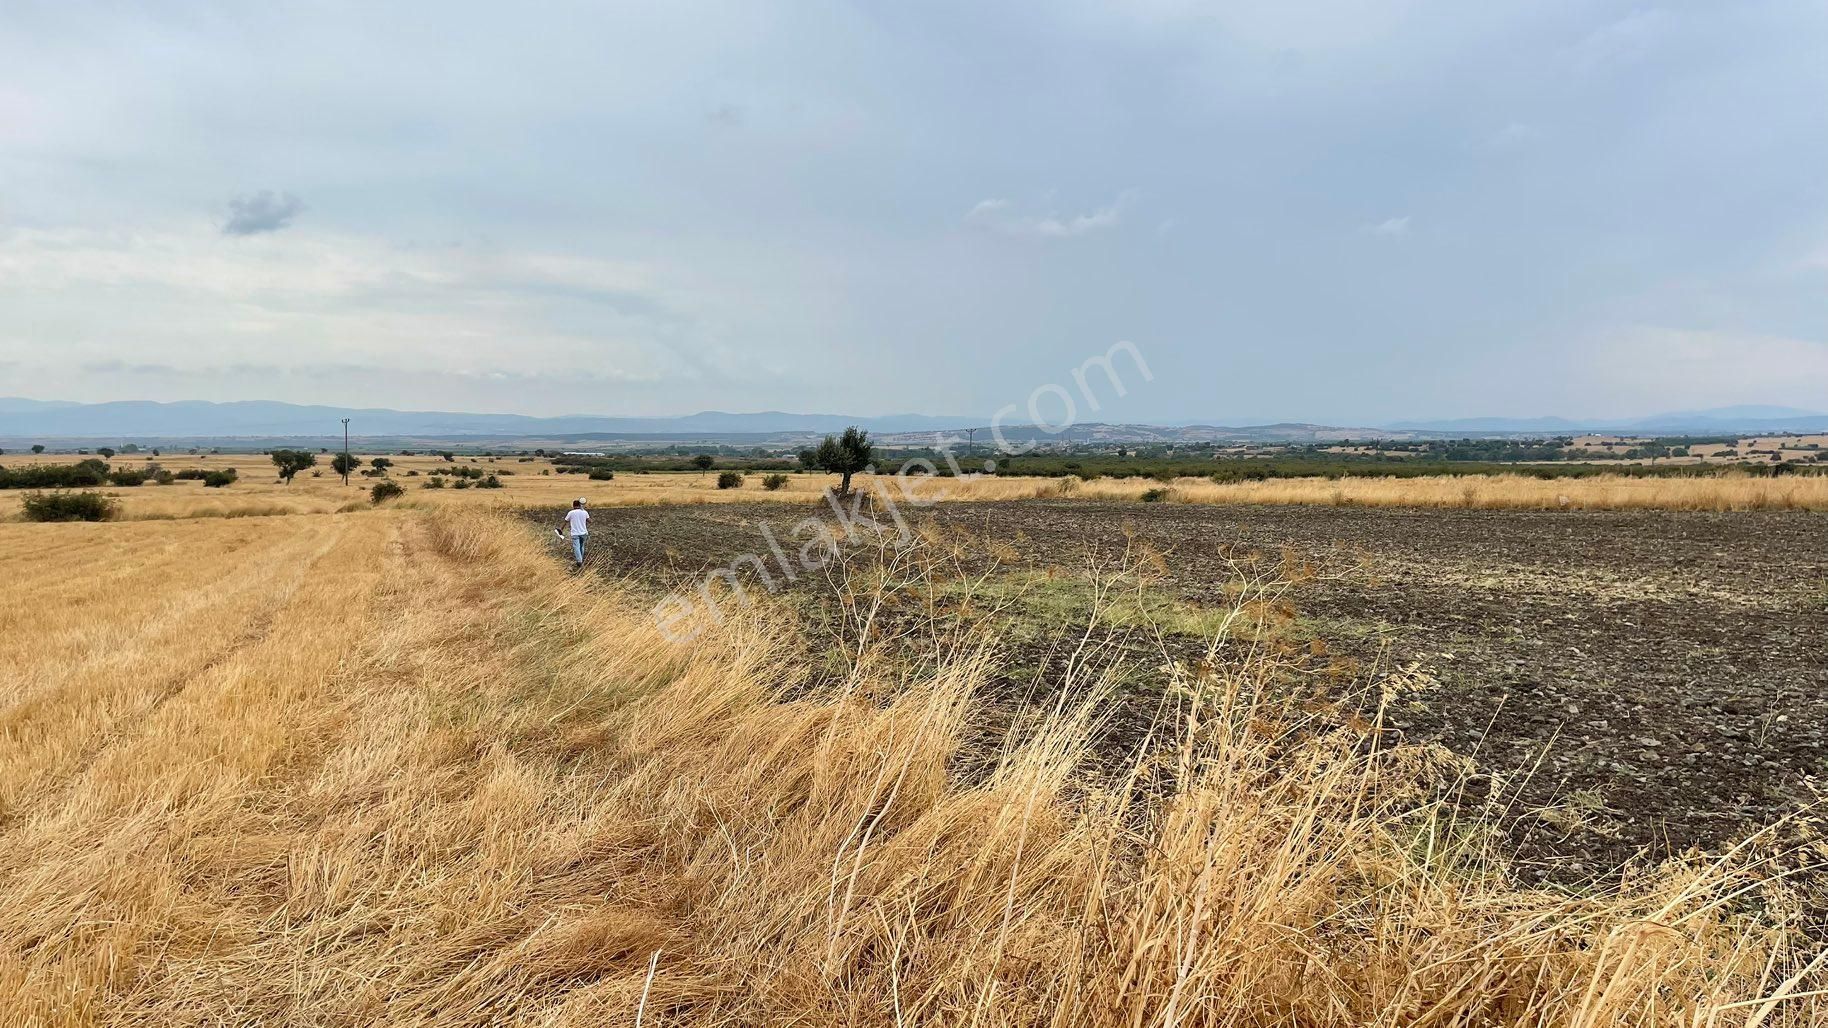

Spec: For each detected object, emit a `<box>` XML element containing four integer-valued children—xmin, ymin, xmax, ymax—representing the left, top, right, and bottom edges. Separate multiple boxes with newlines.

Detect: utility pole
<box><xmin>340</xmin><ymin>418</ymin><xmax>351</xmax><ymax>485</ymax></box>
<box><xmin>965</xmin><ymin>427</ymin><xmax>976</xmax><ymax>457</ymax></box>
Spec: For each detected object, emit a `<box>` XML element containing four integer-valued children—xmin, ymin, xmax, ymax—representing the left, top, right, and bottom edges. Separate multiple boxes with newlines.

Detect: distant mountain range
<box><xmin>0</xmin><ymin>398</ymin><xmax>1823</xmax><ymax>444</ymax></box>
<box><xmin>1387</xmin><ymin>406</ymin><xmax>1828</xmax><ymax>434</ymax></box>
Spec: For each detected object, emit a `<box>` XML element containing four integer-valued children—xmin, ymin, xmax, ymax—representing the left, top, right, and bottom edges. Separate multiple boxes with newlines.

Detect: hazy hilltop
<box><xmin>2</xmin><ymin>398</ymin><xmax>1825</xmax><ymax>444</ymax></box>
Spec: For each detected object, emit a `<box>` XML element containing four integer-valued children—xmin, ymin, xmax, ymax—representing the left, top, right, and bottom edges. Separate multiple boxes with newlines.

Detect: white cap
<box><xmin>577</xmin><ymin>497</ymin><xmax>588</xmax><ymax>505</ymax></box>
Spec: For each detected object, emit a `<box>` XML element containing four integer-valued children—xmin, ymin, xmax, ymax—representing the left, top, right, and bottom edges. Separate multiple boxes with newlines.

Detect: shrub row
<box><xmin>0</xmin><ymin>459</ymin><xmax>111</xmax><ymax>489</ymax></box>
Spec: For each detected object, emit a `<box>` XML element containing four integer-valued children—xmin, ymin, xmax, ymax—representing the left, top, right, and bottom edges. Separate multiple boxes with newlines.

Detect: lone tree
<box><xmin>691</xmin><ymin>453</ymin><xmax>716</xmax><ymax>472</ymax></box>
<box><xmin>97</xmin><ymin>447</ymin><xmax>116</xmax><ymax>459</ymax></box>
<box><xmin>270</xmin><ymin>449</ymin><xmax>318</xmax><ymax>484</ymax></box>
<box><xmin>369</xmin><ymin>456</ymin><xmax>394</xmax><ymax>474</ymax></box>
<box><xmin>31</xmin><ymin>444</ymin><xmax>44</xmax><ymax>454</ymax></box>
<box><xmin>800</xmin><ymin>426</ymin><xmax>874</xmax><ymax>496</ymax></box>
<box><xmin>331</xmin><ymin>452</ymin><xmax>363</xmax><ymax>478</ymax></box>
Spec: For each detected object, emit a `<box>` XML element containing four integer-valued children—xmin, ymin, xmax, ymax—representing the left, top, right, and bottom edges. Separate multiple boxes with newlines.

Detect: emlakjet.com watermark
<box><xmin>653</xmin><ymin>340</ymin><xmax>1153</xmax><ymax>642</ymax></box>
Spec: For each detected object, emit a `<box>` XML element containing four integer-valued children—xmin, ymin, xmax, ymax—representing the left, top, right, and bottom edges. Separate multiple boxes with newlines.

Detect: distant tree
<box><xmin>370</xmin><ymin>456</ymin><xmax>394</xmax><ymax>474</ymax></box>
<box><xmin>151</xmin><ymin>448</ymin><xmax>160</xmax><ymax>456</ymax></box>
<box><xmin>799</xmin><ymin>426</ymin><xmax>874</xmax><ymax>496</ymax></box>
<box><xmin>692</xmin><ymin>453</ymin><xmax>716</xmax><ymax>472</ymax></box>
<box><xmin>439</xmin><ymin>451</ymin><xmax>456</xmax><ymax>462</ymax></box>
<box><xmin>331</xmin><ymin>452</ymin><xmax>363</xmax><ymax>477</ymax></box>
<box><xmin>716</xmin><ymin>470</ymin><xmax>744</xmax><ymax>489</ymax></box>
<box><xmin>270</xmin><ymin>449</ymin><xmax>318</xmax><ymax>484</ymax></box>
<box><xmin>121</xmin><ymin>443</ymin><xmax>140</xmax><ymax>453</ymax></box>
<box><xmin>96</xmin><ymin>447</ymin><xmax>116</xmax><ymax>459</ymax></box>
<box><xmin>31</xmin><ymin>444</ymin><xmax>44</xmax><ymax>454</ymax></box>
<box><xmin>370</xmin><ymin>480</ymin><xmax>405</xmax><ymax>504</ymax></box>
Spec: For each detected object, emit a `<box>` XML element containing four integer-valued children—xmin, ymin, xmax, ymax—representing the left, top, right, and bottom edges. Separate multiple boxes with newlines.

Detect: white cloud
<box><xmin>0</xmin><ymin>225</ymin><xmax>704</xmax><ymax>388</ymax></box>
<box><xmin>1581</xmin><ymin>325</ymin><xmax>1828</xmax><ymax>408</ymax></box>
<box><xmin>1367</xmin><ymin>216</ymin><xmax>1411</xmax><ymax>237</ymax></box>
<box><xmin>965</xmin><ymin>192</ymin><xmax>1136</xmax><ymax>239</ymax></box>
<box><xmin>1486</xmin><ymin>122</ymin><xmax>1544</xmax><ymax>150</ymax></box>
<box><xmin>1565</xmin><ymin>9</ymin><xmax>1671</xmax><ymax>74</ymax></box>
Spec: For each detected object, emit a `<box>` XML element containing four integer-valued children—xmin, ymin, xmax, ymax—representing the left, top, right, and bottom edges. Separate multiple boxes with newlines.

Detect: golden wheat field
<box><xmin>0</xmin><ymin>501</ymin><xmax>1822</xmax><ymax>1026</ymax></box>
<box><xmin>4</xmin><ymin>451</ymin><xmax>1827</xmax><ymax>523</ymax></box>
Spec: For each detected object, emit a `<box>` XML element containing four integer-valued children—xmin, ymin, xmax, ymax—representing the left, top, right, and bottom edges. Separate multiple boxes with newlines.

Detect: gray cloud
<box><xmin>222</xmin><ymin>191</ymin><xmax>306</xmax><ymax>236</ymax></box>
<box><xmin>2</xmin><ymin>3</ymin><xmax>1826</xmax><ymax>422</ymax></box>
<box><xmin>80</xmin><ymin>359</ymin><xmax>180</xmax><ymax>374</ymax></box>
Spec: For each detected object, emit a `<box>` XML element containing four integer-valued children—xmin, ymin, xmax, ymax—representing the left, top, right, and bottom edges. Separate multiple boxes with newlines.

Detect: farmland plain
<box><xmin>1</xmin><ymin>460</ymin><xmax>1824</xmax><ymax>1025</ymax></box>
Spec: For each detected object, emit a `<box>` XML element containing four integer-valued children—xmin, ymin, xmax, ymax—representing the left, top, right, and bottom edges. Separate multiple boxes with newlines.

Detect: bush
<box><xmin>422</xmin><ymin>476</ymin><xmax>446</xmax><ymax>489</ymax></box>
<box><xmin>174</xmin><ymin>469</ymin><xmax>209</xmax><ymax>481</ymax></box>
<box><xmin>1140</xmin><ymin>487</ymin><xmax>1173</xmax><ymax>502</ymax></box>
<box><xmin>22</xmin><ymin>491</ymin><xmax>117</xmax><ymax>522</ymax></box>
<box><xmin>0</xmin><ymin>459</ymin><xmax>111</xmax><ymax>489</ymax></box>
<box><xmin>202</xmin><ymin>470</ymin><xmax>238</xmax><ymax>488</ymax></box>
<box><xmin>477</xmin><ymin>474</ymin><xmax>503</xmax><ymax>489</ymax></box>
<box><xmin>762</xmin><ymin>473</ymin><xmax>789</xmax><ymax>491</ymax></box>
<box><xmin>717</xmin><ymin>471</ymin><xmax>745</xmax><ymax>489</ymax></box>
<box><xmin>152</xmin><ymin>469</ymin><xmax>176</xmax><ymax>485</ymax></box>
<box><xmin>370</xmin><ymin>480</ymin><xmax>406</xmax><ymax>504</ymax></box>
<box><xmin>106</xmin><ymin>469</ymin><xmax>149</xmax><ymax>487</ymax></box>
<box><xmin>451</xmin><ymin>479</ymin><xmax>472</xmax><ymax>489</ymax></box>
<box><xmin>588</xmin><ymin>468</ymin><xmax>616</xmax><ymax>481</ymax></box>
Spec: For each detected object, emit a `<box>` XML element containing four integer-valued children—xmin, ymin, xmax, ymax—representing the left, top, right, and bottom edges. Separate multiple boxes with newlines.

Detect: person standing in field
<box><xmin>562</xmin><ymin>498</ymin><xmax>590</xmax><ymax>569</ymax></box>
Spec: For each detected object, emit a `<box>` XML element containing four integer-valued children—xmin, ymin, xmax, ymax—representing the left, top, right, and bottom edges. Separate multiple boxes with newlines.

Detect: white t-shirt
<box><xmin>564</xmin><ymin>508</ymin><xmax>590</xmax><ymax>536</ymax></box>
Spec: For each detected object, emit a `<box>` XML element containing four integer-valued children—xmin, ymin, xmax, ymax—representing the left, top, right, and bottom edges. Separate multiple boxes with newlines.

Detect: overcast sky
<box><xmin>2</xmin><ymin>1</ymin><xmax>1825</xmax><ymax>424</ymax></box>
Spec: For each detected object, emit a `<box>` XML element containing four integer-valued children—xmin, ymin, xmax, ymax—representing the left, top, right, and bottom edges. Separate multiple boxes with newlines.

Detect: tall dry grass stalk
<box><xmin>0</xmin><ymin>509</ymin><xmax>1817</xmax><ymax>1025</ymax></box>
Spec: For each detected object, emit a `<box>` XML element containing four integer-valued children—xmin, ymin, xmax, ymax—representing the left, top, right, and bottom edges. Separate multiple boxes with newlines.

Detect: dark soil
<box><xmin>536</xmin><ymin>500</ymin><xmax>1828</xmax><ymax>882</ymax></box>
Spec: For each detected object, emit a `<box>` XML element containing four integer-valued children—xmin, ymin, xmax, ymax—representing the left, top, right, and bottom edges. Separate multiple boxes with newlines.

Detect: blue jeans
<box><xmin>570</xmin><ymin>534</ymin><xmax>586</xmax><ymax>564</ymax></box>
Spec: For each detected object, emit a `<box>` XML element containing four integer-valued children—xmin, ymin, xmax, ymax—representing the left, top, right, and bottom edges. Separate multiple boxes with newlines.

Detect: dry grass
<box><xmin>0</xmin><ymin>506</ymin><xmax>1818</xmax><ymax>1025</ymax></box>
<box><xmin>6</xmin><ymin>451</ymin><xmax>1826</xmax><ymax>519</ymax></box>
<box><xmin>0</xmin><ymin>453</ymin><xmax>840</xmax><ymax>521</ymax></box>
